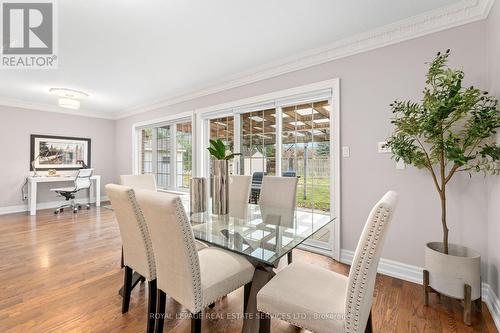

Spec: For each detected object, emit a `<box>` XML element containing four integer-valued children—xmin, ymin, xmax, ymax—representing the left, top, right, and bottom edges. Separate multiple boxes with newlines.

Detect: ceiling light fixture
<box><xmin>49</xmin><ymin>87</ymin><xmax>88</xmax><ymax>110</ymax></box>
<box><xmin>58</xmin><ymin>98</ymin><xmax>81</xmax><ymax>110</ymax></box>
<box><xmin>49</xmin><ymin>88</ymin><xmax>89</xmax><ymax>99</ymax></box>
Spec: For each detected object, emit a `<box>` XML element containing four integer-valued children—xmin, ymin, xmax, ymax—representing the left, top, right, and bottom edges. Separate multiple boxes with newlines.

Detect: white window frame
<box><xmin>132</xmin><ymin>111</ymin><xmax>195</xmax><ymax>192</ymax></box>
<box><xmin>195</xmin><ymin>79</ymin><xmax>341</xmax><ymax>260</ymax></box>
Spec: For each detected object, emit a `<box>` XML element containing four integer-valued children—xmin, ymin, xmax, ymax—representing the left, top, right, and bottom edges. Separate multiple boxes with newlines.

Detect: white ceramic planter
<box><xmin>425</xmin><ymin>242</ymin><xmax>481</xmax><ymax>300</ymax></box>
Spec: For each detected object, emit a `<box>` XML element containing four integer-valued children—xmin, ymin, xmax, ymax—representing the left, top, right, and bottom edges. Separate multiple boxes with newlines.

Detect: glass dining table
<box><xmin>180</xmin><ymin>196</ymin><xmax>335</xmax><ymax>332</ymax></box>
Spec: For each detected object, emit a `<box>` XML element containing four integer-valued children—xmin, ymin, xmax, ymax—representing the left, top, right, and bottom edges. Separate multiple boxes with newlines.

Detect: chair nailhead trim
<box><xmin>174</xmin><ymin>198</ymin><xmax>203</xmax><ymax>312</ymax></box>
<box><xmin>127</xmin><ymin>189</ymin><xmax>157</xmax><ymax>280</ymax></box>
<box><xmin>344</xmin><ymin>203</ymin><xmax>392</xmax><ymax>333</ymax></box>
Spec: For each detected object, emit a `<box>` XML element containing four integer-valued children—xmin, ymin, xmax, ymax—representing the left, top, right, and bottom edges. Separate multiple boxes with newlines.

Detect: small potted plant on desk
<box><xmin>207</xmin><ymin>139</ymin><xmax>241</xmax><ymax>215</ymax></box>
<box><xmin>386</xmin><ymin>50</ymin><xmax>500</xmax><ymax>325</ymax></box>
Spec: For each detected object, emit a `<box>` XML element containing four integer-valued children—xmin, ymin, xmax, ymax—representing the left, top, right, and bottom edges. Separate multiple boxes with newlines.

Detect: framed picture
<box><xmin>30</xmin><ymin>134</ymin><xmax>91</xmax><ymax>170</ymax></box>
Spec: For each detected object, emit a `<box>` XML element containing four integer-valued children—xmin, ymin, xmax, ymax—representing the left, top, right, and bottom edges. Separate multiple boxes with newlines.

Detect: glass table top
<box><xmin>180</xmin><ymin>196</ymin><xmax>334</xmax><ymax>266</ymax></box>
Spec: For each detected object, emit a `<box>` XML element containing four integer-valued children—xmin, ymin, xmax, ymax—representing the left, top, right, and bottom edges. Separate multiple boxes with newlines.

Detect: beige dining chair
<box><xmin>119</xmin><ymin>174</ymin><xmax>208</xmax><ymax>251</ymax></box>
<box><xmin>135</xmin><ymin>190</ymin><xmax>255</xmax><ymax>333</ymax></box>
<box><xmin>106</xmin><ymin>184</ymin><xmax>157</xmax><ymax>333</ymax></box>
<box><xmin>119</xmin><ymin>174</ymin><xmax>157</xmax><ymax>191</ymax></box>
<box><xmin>229</xmin><ymin>175</ymin><xmax>252</xmax><ymax>215</ymax></box>
<box><xmin>257</xmin><ymin>191</ymin><xmax>399</xmax><ymax>333</ymax></box>
<box><xmin>259</xmin><ymin>176</ymin><xmax>298</xmax><ymax>265</ymax></box>
<box><xmin>259</xmin><ymin>176</ymin><xmax>298</xmax><ymax>210</ymax></box>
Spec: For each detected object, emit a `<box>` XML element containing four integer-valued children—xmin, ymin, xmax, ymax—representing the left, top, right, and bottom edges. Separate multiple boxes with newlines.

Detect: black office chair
<box><xmin>250</xmin><ymin>172</ymin><xmax>266</xmax><ymax>204</ymax></box>
<box><xmin>51</xmin><ymin>168</ymin><xmax>94</xmax><ymax>214</ymax></box>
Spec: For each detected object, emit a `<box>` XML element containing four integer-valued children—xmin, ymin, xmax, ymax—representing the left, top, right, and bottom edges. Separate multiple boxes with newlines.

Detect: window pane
<box><xmin>209</xmin><ymin>116</ymin><xmax>234</xmax><ymax>152</ymax></box>
<box><xmin>208</xmin><ymin>116</ymin><xmax>234</xmax><ymax>196</ymax></box>
<box><xmin>156</xmin><ymin>126</ymin><xmax>171</xmax><ymax>189</ymax></box>
<box><xmin>176</xmin><ymin>122</ymin><xmax>192</xmax><ymax>189</ymax></box>
<box><xmin>240</xmin><ymin>108</ymin><xmax>276</xmax><ymax>176</ymax></box>
<box><xmin>139</xmin><ymin>128</ymin><xmax>153</xmax><ymax>174</ymax></box>
<box><xmin>282</xmin><ymin>100</ymin><xmax>331</xmax><ymax>214</ymax></box>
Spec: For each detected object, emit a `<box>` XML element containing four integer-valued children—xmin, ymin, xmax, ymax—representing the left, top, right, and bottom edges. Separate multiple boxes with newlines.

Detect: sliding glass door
<box><xmin>200</xmin><ymin>83</ymin><xmax>338</xmax><ymax>255</ymax></box>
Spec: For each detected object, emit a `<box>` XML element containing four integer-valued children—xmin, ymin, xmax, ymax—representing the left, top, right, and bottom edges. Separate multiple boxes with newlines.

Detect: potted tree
<box><xmin>386</xmin><ymin>50</ymin><xmax>500</xmax><ymax>325</ymax></box>
<box><xmin>207</xmin><ymin>139</ymin><xmax>240</xmax><ymax>215</ymax></box>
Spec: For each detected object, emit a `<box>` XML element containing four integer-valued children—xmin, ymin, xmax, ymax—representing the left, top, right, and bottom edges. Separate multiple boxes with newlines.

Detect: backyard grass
<box><xmin>296</xmin><ymin>177</ymin><xmax>330</xmax><ymax>212</ymax></box>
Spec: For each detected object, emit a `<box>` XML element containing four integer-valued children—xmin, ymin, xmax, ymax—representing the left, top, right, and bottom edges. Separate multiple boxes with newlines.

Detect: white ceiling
<box><xmin>0</xmin><ymin>0</ymin><xmax>466</xmax><ymax>117</ymax></box>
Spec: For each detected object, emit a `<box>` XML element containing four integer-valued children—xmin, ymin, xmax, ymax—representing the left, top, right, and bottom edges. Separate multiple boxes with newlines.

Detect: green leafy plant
<box><xmin>207</xmin><ymin>139</ymin><xmax>241</xmax><ymax>160</ymax></box>
<box><xmin>386</xmin><ymin>50</ymin><xmax>500</xmax><ymax>254</ymax></box>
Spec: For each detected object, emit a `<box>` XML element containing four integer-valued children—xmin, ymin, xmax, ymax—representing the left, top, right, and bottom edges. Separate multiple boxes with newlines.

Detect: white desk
<box><xmin>27</xmin><ymin>175</ymin><xmax>101</xmax><ymax>216</ymax></box>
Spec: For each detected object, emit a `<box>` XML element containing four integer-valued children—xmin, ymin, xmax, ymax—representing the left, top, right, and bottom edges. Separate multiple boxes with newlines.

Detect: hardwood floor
<box><xmin>0</xmin><ymin>206</ymin><xmax>497</xmax><ymax>333</ymax></box>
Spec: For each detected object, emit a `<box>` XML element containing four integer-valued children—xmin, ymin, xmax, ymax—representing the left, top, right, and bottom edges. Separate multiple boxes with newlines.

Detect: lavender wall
<box><xmin>0</xmin><ymin>106</ymin><xmax>116</xmax><ymax>208</ymax></box>
<box><xmin>487</xmin><ymin>0</ymin><xmax>500</xmax><ymax>298</ymax></box>
<box><xmin>114</xmin><ymin>21</ymin><xmax>490</xmax><ymax>272</ymax></box>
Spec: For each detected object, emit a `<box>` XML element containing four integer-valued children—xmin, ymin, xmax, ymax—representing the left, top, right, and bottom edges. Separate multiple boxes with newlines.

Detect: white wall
<box><xmin>487</xmin><ymin>0</ymin><xmax>500</xmax><ymax>298</ymax></box>
<box><xmin>115</xmin><ymin>21</ymin><xmax>491</xmax><ymax>273</ymax></box>
<box><xmin>0</xmin><ymin>106</ymin><xmax>116</xmax><ymax>208</ymax></box>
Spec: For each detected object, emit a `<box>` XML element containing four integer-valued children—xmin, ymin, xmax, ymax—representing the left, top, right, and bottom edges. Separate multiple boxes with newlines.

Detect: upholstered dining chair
<box><xmin>119</xmin><ymin>174</ymin><xmax>208</xmax><ymax>252</ymax></box>
<box><xmin>259</xmin><ymin>176</ymin><xmax>298</xmax><ymax>210</ymax></box>
<box><xmin>135</xmin><ymin>190</ymin><xmax>255</xmax><ymax>333</ymax></box>
<box><xmin>106</xmin><ymin>184</ymin><xmax>157</xmax><ymax>333</ymax></box>
<box><xmin>229</xmin><ymin>175</ymin><xmax>251</xmax><ymax>205</ymax></box>
<box><xmin>119</xmin><ymin>174</ymin><xmax>157</xmax><ymax>191</ymax></box>
<box><xmin>259</xmin><ymin>176</ymin><xmax>298</xmax><ymax>265</ymax></box>
<box><xmin>256</xmin><ymin>191</ymin><xmax>399</xmax><ymax>333</ymax></box>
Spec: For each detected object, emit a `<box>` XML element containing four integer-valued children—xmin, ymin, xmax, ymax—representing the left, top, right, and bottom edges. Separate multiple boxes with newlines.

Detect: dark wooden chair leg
<box><xmin>365</xmin><ymin>309</ymin><xmax>373</xmax><ymax>333</ymax></box>
<box><xmin>243</xmin><ymin>282</ymin><xmax>252</xmax><ymax>313</ymax></box>
<box><xmin>475</xmin><ymin>276</ymin><xmax>483</xmax><ymax>313</ymax></box>
<box><xmin>259</xmin><ymin>311</ymin><xmax>271</xmax><ymax>333</ymax></box>
<box><xmin>122</xmin><ymin>266</ymin><xmax>133</xmax><ymax>313</ymax></box>
<box><xmin>423</xmin><ymin>269</ymin><xmax>429</xmax><ymax>306</ymax></box>
<box><xmin>464</xmin><ymin>284</ymin><xmax>472</xmax><ymax>326</ymax></box>
<box><xmin>191</xmin><ymin>312</ymin><xmax>202</xmax><ymax>333</ymax></box>
<box><xmin>287</xmin><ymin>251</ymin><xmax>293</xmax><ymax>265</ymax></box>
<box><xmin>154</xmin><ymin>290</ymin><xmax>166</xmax><ymax>333</ymax></box>
<box><xmin>120</xmin><ymin>247</ymin><xmax>124</xmax><ymax>268</ymax></box>
<box><xmin>146</xmin><ymin>279</ymin><xmax>157</xmax><ymax>333</ymax></box>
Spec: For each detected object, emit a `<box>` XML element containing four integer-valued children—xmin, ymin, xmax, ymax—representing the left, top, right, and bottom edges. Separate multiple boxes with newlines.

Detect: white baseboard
<box><xmin>483</xmin><ymin>283</ymin><xmax>500</xmax><ymax>330</ymax></box>
<box><xmin>340</xmin><ymin>248</ymin><xmax>500</xmax><ymax>331</ymax></box>
<box><xmin>340</xmin><ymin>249</ymin><xmax>423</xmax><ymax>284</ymax></box>
<box><xmin>0</xmin><ymin>196</ymin><xmax>109</xmax><ymax>216</ymax></box>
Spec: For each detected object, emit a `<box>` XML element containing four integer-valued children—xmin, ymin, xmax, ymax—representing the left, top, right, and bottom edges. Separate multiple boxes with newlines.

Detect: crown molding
<box><xmin>0</xmin><ymin>96</ymin><xmax>114</xmax><ymax>120</ymax></box>
<box><xmin>114</xmin><ymin>0</ymin><xmax>495</xmax><ymax>120</ymax></box>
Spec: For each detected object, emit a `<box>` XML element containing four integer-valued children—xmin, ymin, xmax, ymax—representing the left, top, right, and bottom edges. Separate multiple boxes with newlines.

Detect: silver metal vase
<box><xmin>212</xmin><ymin>159</ymin><xmax>229</xmax><ymax>215</ymax></box>
<box><xmin>189</xmin><ymin>177</ymin><xmax>207</xmax><ymax>214</ymax></box>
